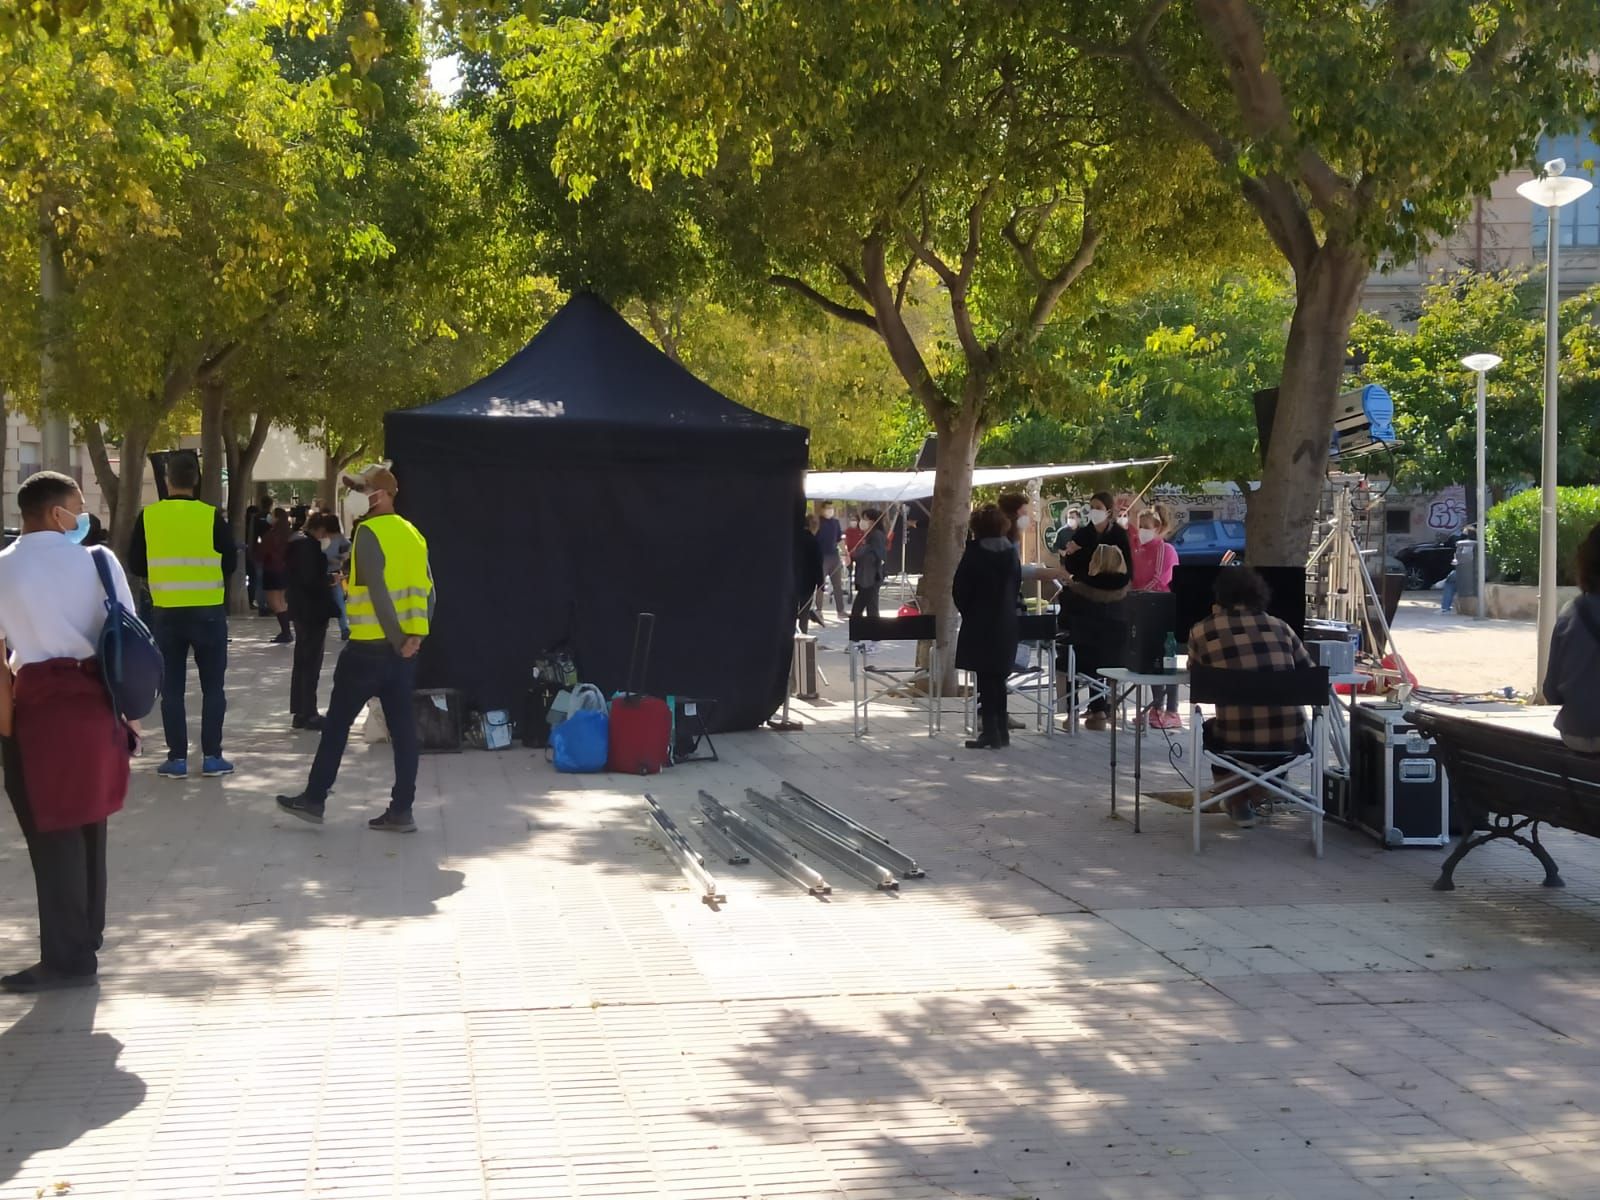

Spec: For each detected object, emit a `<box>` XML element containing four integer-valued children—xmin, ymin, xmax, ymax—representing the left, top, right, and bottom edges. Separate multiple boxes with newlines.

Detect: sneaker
<box><xmin>1154</xmin><ymin>710</ymin><xmax>1183</xmax><ymax>731</ymax></box>
<box><xmin>1226</xmin><ymin>799</ymin><xmax>1258</xmax><ymax>828</ymax></box>
<box><xmin>156</xmin><ymin>759</ymin><xmax>188</xmax><ymax>781</ymax></box>
<box><xmin>1084</xmin><ymin>712</ymin><xmax>1109</xmax><ymax>732</ymax></box>
<box><xmin>275</xmin><ymin>794</ymin><xmax>325</xmax><ymax>825</ymax></box>
<box><xmin>201</xmin><ymin>756</ymin><xmax>234</xmax><ymax>777</ymax></box>
<box><xmin>367</xmin><ymin>809</ymin><xmax>417</xmax><ymax>834</ymax></box>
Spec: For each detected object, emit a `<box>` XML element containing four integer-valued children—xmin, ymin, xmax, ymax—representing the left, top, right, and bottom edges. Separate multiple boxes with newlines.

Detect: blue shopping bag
<box><xmin>551</xmin><ymin>707</ymin><xmax>609</xmax><ymax>773</ymax></box>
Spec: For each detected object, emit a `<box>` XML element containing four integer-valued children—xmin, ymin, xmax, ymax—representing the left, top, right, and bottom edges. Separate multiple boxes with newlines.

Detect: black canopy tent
<box><xmin>385</xmin><ymin>292</ymin><xmax>809</xmax><ymax>732</ymax></box>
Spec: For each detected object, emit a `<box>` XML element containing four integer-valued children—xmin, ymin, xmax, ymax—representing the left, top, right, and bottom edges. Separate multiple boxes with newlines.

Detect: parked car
<box><xmin>1395</xmin><ymin>537</ymin><xmax>1461</xmax><ymax>591</ymax></box>
<box><xmin>1168</xmin><ymin>519</ymin><xmax>1247</xmax><ymax>565</ymax></box>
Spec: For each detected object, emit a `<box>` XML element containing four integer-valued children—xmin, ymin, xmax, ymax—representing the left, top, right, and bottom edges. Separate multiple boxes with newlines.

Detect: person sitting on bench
<box><xmin>1187</xmin><ymin>567</ymin><xmax>1314</xmax><ymax>827</ymax></box>
<box><xmin>1544</xmin><ymin>522</ymin><xmax>1600</xmax><ymax>754</ymax></box>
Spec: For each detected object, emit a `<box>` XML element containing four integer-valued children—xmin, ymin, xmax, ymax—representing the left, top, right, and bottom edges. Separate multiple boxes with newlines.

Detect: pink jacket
<box><xmin>1131</xmin><ymin>537</ymin><xmax>1178</xmax><ymax>592</ymax></box>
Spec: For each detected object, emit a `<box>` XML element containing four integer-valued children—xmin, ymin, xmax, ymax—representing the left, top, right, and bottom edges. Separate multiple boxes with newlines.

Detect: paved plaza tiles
<box><xmin>0</xmin><ymin>623</ymin><xmax>1598</xmax><ymax>1199</ymax></box>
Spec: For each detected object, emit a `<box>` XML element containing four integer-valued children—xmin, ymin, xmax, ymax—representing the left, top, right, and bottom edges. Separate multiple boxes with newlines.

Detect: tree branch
<box><xmin>769</xmin><ymin>274</ymin><xmax>879</xmax><ymax>332</ymax></box>
<box><xmin>859</xmin><ymin>233</ymin><xmax>947</xmax><ymax>416</ymax></box>
<box><xmin>1026</xmin><ymin>216</ymin><xmax>1101</xmax><ymax>338</ymax></box>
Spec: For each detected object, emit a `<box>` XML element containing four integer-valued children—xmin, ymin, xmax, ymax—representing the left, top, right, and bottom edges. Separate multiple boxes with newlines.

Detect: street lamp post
<box><xmin>1516</xmin><ymin>158</ymin><xmax>1593</xmax><ymax>698</ymax></box>
<box><xmin>1461</xmin><ymin>353</ymin><xmax>1501</xmax><ymax>621</ymax></box>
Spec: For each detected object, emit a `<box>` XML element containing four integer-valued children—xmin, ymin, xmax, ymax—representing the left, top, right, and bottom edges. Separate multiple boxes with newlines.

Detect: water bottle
<box><xmin>1162</xmin><ymin>631</ymin><xmax>1178</xmax><ymax>675</ymax></box>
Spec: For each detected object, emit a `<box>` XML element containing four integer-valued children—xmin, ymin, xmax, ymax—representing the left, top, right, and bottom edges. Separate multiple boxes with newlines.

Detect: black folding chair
<box><xmin>1188</xmin><ymin>665</ymin><xmax>1331</xmax><ymax>856</ymax></box>
<box><xmin>849</xmin><ymin>614</ymin><xmax>940</xmax><ymax>737</ymax></box>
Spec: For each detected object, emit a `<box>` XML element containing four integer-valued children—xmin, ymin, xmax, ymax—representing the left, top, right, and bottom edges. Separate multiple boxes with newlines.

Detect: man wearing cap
<box><xmin>129</xmin><ymin>452</ymin><xmax>237</xmax><ymax>781</ymax></box>
<box><xmin>276</xmin><ymin>465</ymin><xmax>434</xmax><ymax>832</ymax></box>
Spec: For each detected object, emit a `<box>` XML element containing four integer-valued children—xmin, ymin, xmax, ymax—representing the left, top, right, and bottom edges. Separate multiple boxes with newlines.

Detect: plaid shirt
<box><xmin>1187</xmin><ymin>606</ymin><xmax>1313</xmax><ymax>749</ymax></box>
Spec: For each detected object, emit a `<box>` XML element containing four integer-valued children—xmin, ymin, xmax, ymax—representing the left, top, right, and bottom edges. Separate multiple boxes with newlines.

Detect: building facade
<box><xmin>1364</xmin><ymin>130</ymin><xmax>1600</xmax><ymax>319</ymax></box>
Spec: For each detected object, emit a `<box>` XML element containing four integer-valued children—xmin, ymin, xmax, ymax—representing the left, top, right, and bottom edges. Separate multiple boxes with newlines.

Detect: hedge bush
<box><xmin>1484</xmin><ymin>486</ymin><xmax>1600</xmax><ymax>585</ymax></box>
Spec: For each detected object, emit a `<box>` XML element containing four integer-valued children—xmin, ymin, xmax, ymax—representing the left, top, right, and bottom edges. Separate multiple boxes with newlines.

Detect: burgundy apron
<box><xmin>12</xmin><ymin>658</ymin><xmax>130</xmax><ymax>833</ymax></box>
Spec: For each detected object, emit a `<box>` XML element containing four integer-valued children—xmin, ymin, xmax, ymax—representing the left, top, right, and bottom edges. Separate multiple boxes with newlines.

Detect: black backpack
<box><xmin>91</xmin><ymin>548</ymin><xmax>163</xmax><ymax>721</ymax></box>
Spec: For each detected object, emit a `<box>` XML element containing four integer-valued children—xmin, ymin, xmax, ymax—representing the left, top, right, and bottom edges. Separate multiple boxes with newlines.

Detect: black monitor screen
<box><xmin>1171</xmin><ymin>565</ymin><xmax>1307</xmax><ymax>646</ymax></box>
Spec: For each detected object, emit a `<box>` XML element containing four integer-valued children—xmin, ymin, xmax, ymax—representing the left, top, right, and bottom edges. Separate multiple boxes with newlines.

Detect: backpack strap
<box><xmin>90</xmin><ymin>547</ymin><xmax>119</xmax><ymax>607</ymax></box>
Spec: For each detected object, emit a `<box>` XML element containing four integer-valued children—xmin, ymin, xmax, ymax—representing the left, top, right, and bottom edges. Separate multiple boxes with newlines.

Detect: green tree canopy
<box><xmin>1064</xmin><ymin>1</ymin><xmax>1600</xmax><ymax>563</ymax></box>
<box><xmin>1352</xmin><ymin>271</ymin><xmax>1600</xmax><ymax>498</ymax></box>
<box><xmin>459</xmin><ymin>0</ymin><xmax>1256</xmax><ymax>676</ymax></box>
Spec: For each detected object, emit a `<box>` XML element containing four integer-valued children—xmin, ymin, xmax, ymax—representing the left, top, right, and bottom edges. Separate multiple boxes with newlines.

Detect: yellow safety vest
<box><xmin>145</xmin><ymin>499</ymin><xmax>224</xmax><ymax>608</ymax></box>
<box><xmin>347</xmin><ymin>513</ymin><xmax>432</xmax><ymax>640</ymax></box>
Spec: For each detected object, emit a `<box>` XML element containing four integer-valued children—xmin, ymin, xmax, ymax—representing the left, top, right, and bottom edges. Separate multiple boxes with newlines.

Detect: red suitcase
<box><xmin>608</xmin><ymin>613</ymin><xmax>672</xmax><ymax>775</ymax></box>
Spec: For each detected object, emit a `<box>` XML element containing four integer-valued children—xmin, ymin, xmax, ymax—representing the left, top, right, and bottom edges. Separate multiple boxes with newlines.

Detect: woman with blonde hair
<box><xmin>1131</xmin><ymin>504</ymin><xmax>1182</xmax><ymax>729</ymax></box>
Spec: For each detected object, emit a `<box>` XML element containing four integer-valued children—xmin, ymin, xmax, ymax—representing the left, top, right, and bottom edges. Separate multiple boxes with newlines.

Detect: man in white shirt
<box><xmin>0</xmin><ymin>472</ymin><xmax>135</xmax><ymax>992</ymax></box>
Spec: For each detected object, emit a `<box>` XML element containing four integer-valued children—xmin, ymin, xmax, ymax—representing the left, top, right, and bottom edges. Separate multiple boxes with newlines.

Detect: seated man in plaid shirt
<box><xmin>1187</xmin><ymin>567</ymin><xmax>1313</xmax><ymax>827</ymax></box>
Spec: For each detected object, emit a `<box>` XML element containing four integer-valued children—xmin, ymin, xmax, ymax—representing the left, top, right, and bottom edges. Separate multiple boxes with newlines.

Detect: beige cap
<box><xmin>342</xmin><ymin>464</ymin><xmax>399</xmax><ymax>495</ymax></box>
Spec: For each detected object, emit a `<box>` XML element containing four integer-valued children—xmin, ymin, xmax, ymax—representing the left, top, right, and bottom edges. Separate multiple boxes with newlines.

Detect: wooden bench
<box><xmin>1409</xmin><ymin>706</ymin><xmax>1600</xmax><ymax>891</ymax></box>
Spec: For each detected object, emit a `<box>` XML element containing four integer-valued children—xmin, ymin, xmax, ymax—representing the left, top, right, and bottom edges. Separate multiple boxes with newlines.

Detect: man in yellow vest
<box><xmin>276</xmin><ymin>465</ymin><xmax>434</xmax><ymax>832</ymax></box>
<box><xmin>129</xmin><ymin>453</ymin><xmax>236</xmax><ymax>781</ymax></box>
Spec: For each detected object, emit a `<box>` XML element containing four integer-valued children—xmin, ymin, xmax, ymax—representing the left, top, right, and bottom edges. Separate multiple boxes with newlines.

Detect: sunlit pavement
<box><xmin>0</xmin><ymin>612</ymin><xmax>1596</xmax><ymax>1199</ymax></box>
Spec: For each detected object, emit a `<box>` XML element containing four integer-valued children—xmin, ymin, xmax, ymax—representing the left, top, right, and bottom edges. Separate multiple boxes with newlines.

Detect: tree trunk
<box><xmin>37</xmin><ymin>195</ymin><xmax>74</xmax><ymax>476</ymax></box>
<box><xmin>321</xmin><ymin>441</ymin><xmax>365</xmax><ymax>509</ymax></box>
<box><xmin>915</xmin><ymin>399</ymin><xmax>982</xmax><ymax>693</ymax></box>
<box><xmin>1246</xmin><ymin>244</ymin><xmax>1368</xmax><ymax>565</ymax></box>
<box><xmin>84</xmin><ymin>421</ymin><xmax>152</xmax><ymax>563</ymax></box>
<box><xmin>223</xmin><ymin>407</ymin><xmax>272</xmax><ymax>612</ymax></box>
<box><xmin>199</xmin><ymin>376</ymin><xmax>227</xmax><ymax>505</ymax></box>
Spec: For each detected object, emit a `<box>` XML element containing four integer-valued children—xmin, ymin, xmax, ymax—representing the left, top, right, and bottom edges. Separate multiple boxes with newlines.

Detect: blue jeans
<box><xmin>1441</xmin><ymin>571</ymin><xmax>1458</xmax><ymax>612</ymax></box>
<box><xmin>152</xmin><ymin>608</ymin><xmax>229</xmax><ymax>761</ymax></box>
<box><xmin>330</xmin><ymin>583</ymin><xmax>349</xmax><ymax>637</ymax></box>
<box><xmin>302</xmin><ymin>641</ymin><xmax>418</xmax><ymax>814</ymax></box>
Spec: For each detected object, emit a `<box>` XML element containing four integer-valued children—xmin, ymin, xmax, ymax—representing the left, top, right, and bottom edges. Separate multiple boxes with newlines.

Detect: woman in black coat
<box><xmin>1059</xmin><ymin>542</ymin><xmax>1130</xmax><ymax>732</ymax></box>
<box><xmin>953</xmin><ymin>505</ymin><xmax>1022</xmax><ymax>750</ymax></box>
<box><xmin>1060</xmin><ymin>490</ymin><xmax>1132</xmax><ymax>581</ymax></box>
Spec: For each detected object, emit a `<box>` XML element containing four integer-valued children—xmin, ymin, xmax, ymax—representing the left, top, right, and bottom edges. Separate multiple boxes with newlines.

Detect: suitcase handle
<box><xmin>625</xmin><ymin>612</ymin><xmax>656</xmax><ymax>697</ymax></box>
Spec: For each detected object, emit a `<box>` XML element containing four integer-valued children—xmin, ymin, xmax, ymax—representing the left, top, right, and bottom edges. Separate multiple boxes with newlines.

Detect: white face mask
<box><xmin>1015</xmin><ymin>514</ymin><xmax>1031</xmax><ymax>531</ymax></box>
<box><xmin>1065</xmin><ymin>518</ymin><xmax>1079</xmax><ymax>530</ymax></box>
<box><xmin>858</xmin><ymin>519</ymin><xmax>873</xmax><ymax>531</ymax></box>
<box><xmin>1089</xmin><ymin>508</ymin><xmax>1109</xmax><ymax>527</ymax></box>
<box><xmin>1117</xmin><ymin>515</ymin><xmax>1130</xmax><ymax>529</ymax></box>
<box><xmin>1138</xmin><ymin>528</ymin><xmax>1156</xmax><ymax>545</ymax></box>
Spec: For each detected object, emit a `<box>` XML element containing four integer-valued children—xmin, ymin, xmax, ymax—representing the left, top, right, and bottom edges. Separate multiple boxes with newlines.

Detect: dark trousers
<box><xmin>975</xmin><ymin>671</ymin><xmax>1008</xmax><ymax>725</ymax></box>
<box><xmin>851</xmin><ymin>585</ymin><xmax>880</xmax><ymax>621</ymax></box>
<box><xmin>290</xmin><ymin>617</ymin><xmax>329</xmax><ymax>720</ymax></box>
<box><xmin>152</xmin><ymin>607</ymin><xmax>228</xmax><ymax>761</ymax></box>
<box><xmin>303</xmin><ymin>641</ymin><xmax>419</xmax><ymax>813</ymax></box>
<box><xmin>2</xmin><ymin>738</ymin><xmax>105</xmax><ymax>976</ymax></box>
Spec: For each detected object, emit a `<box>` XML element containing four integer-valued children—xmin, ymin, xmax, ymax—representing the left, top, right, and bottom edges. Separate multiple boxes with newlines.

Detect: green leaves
<box><xmin>1354</xmin><ymin>271</ymin><xmax>1600</xmax><ymax>495</ymax></box>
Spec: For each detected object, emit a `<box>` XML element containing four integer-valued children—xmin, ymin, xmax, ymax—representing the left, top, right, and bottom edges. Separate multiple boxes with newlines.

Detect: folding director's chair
<box><xmin>1189</xmin><ymin>665</ymin><xmax>1331</xmax><ymax>856</ymax></box>
<box><xmin>963</xmin><ymin>614</ymin><xmax>1059</xmax><ymax>737</ymax></box>
<box><xmin>849</xmin><ymin>614</ymin><xmax>941</xmax><ymax>738</ymax></box>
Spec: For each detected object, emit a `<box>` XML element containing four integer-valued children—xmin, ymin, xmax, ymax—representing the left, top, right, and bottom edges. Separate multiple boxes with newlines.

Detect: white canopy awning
<box><xmin>804</xmin><ymin>456</ymin><xmax>1174</xmax><ymax>504</ymax></box>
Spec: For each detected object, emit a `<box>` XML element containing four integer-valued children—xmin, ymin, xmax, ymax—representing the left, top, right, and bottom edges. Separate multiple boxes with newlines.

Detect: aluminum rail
<box><xmin>692</xmin><ymin>805</ymin><xmax>750</xmax><ymax>865</ymax></box>
<box><xmin>699</xmin><ymin>791</ymin><xmax>831</xmax><ymax>896</ymax></box>
<box><xmin>779</xmin><ymin>781</ymin><xmax>924</xmax><ymax>878</ymax></box>
<box><xmin>746</xmin><ymin>789</ymin><xmax>898</xmax><ymax>892</ymax></box>
<box><xmin>645</xmin><ymin>794</ymin><xmax>725</xmax><ymax>907</ymax></box>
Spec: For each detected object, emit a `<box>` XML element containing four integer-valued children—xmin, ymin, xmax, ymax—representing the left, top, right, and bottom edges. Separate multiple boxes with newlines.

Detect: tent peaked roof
<box><xmin>406</xmin><ymin>292</ymin><xmax>799</xmax><ymax>434</ymax></box>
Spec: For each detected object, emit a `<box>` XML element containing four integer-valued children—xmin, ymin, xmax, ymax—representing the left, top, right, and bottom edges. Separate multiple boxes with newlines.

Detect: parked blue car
<box><xmin>1168</xmin><ymin>519</ymin><xmax>1247</xmax><ymax>565</ymax></box>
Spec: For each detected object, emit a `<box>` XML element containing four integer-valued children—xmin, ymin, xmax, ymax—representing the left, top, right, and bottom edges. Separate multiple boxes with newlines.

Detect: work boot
<box><xmin>965</xmin><ymin>713</ymin><xmax>1000</xmax><ymax>750</ymax></box>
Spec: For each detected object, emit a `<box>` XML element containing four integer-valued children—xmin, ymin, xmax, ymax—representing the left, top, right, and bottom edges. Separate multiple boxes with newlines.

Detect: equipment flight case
<box><xmin>1347</xmin><ymin>702</ymin><xmax>1452</xmax><ymax>847</ymax></box>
